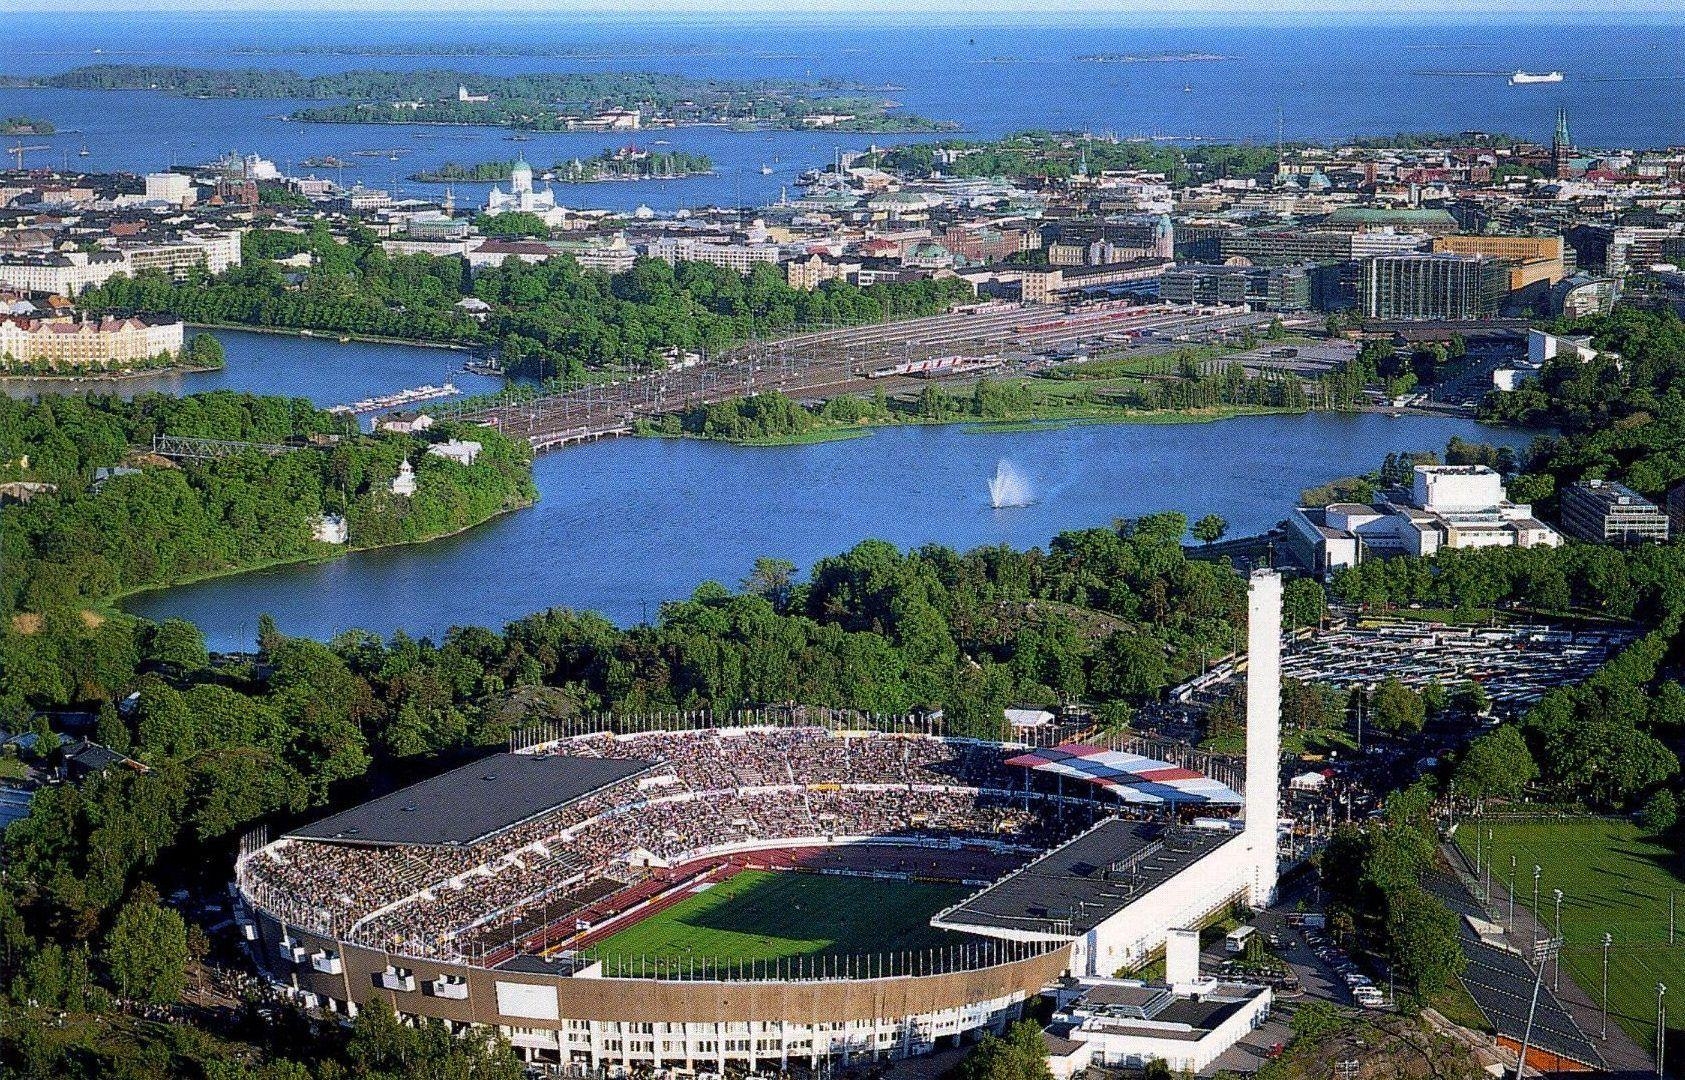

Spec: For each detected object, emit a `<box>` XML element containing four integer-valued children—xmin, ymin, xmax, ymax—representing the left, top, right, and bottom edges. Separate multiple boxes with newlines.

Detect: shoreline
<box><xmin>102</xmin><ymin>497</ymin><xmax>535</xmax><ymax>613</ymax></box>
<box><xmin>185</xmin><ymin>322</ymin><xmax>478</xmax><ymax>352</ymax></box>
<box><xmin>0</xmin><ymin>362</ymin><xmax>224</xmax><ymax>383</ymax></box>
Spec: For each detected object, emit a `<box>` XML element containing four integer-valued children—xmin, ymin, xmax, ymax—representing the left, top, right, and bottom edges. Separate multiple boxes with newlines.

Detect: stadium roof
<box><xmin>933</xmin><ymin>819</ymin><xmax>1240</xmax><ymax>937</ymax></box>
<box><xmin>287</xmin><ymin>753</ymin><xmax>654</xmax><ymax>848</ymax></box>
<box><xmin>1006</xmin><ymin>744</ymin><xmax>1242</xmax><ymax>806</ymax></box>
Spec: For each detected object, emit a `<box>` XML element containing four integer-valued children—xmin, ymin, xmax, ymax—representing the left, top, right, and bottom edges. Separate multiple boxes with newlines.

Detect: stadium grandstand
<box><xmin>235</xmin><ymin>572</ymin><xmax>1288</xmax><ymax>1076</ymax></box>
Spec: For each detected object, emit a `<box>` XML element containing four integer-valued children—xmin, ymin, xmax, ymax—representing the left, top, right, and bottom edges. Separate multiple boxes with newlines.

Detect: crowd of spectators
<box><xmin>242</xmin><ymin>727</ymin><xmax>1077</xmax><ymax>959</ymax></box>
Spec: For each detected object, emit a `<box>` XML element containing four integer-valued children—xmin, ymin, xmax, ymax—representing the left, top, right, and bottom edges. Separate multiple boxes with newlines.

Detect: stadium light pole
<box><xmin>1553</xmin><ymin>889</ymin><xmax>1564</xmax><ymax>993</ymax></box>
<box><xmin>1532</xmin><ymin>864</ymin><xmax>1542</xmax><ymax>943</ymax></box>
<box><xmin>1658</xmin><ymin>982</ymin><xmax>1667</xmax><ymax>1080</ymax></box>
<box><xmin>1603</xmin><ymin>933</ymin><xmax>1612</xmax><ymax>1040</ymax></box>
<box><xmin>1509</xmin><ymin>855</ymin><xmax>1517</xmax><ymax>931</ymax></box>
<box><xmin>1485</xmin><ymin>827</ymin><xmax>1493</xmax><ymax>904</ymax></box>
<box><xmin>1517</xmin><ymin>936</ymin><xmax>1562</xmax><ymax>1080</ymax></box>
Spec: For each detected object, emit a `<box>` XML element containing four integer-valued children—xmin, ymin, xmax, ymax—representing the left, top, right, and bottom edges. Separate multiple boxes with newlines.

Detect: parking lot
<box><xmin>1278</xmin><ymin>622</ymin><xmax>1635</xmax><ymax>708</ymax></box>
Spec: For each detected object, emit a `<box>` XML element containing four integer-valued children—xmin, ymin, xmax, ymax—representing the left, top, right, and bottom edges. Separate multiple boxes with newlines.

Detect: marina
<box><xmin>330</xmin><ymin>381</ymin><xmax>459</xmax><ymax>415</ymax></box>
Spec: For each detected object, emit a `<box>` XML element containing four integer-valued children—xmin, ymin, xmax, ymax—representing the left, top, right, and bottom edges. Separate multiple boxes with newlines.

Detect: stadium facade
<box><xmin>234</xmin><ymin>571</ymin><xmax>1286</xmax><ymax>1075</ymax></box>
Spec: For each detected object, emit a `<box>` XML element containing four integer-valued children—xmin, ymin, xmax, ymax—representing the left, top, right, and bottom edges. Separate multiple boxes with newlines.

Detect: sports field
<box><xmin>589</xmin><ymin>870</ymin><xmax>971</xmax><ymax>974</ymax></box>
<box><xmin>1455</xmin><ymin>817</ymin><xmax>1683</xmax><ymax>1051</ymax></box>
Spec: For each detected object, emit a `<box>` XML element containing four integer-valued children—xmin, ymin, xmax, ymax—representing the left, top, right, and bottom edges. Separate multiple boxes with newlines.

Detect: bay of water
<box><xmin>0</xmin><ymin>14</ymin><xmax>1680</xmax><ymax>212</ymax></box>
<box><xmin>122</xmin><ymin>411</ymin><xmax>1533</xmax><ymax>651</ymax></box>
<box><xmin>1</xmin><ymin>329</ymin><xmax>503</xmax><ymax>410</ymax></box>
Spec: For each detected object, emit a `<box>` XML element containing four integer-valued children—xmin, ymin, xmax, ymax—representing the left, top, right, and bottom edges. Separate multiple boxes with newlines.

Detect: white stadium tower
<box><xmin>932</xmin><ymin>568</ymin><xmax>1284</xmax><ymax>974</ymax></box>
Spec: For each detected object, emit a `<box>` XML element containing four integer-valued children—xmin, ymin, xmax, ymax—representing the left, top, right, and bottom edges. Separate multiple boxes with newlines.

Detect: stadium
<box><xmin>234</xmin><ymin>572</ymin><xmax>1287</xmax><ymax>1076</ymax></box>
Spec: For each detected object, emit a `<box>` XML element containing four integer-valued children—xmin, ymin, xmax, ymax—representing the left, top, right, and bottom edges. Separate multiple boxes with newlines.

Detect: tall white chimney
<box><xmin>1244</xmin><ymin>569</ymin><xmax>1282</xmax><ymax>907</ymax></box>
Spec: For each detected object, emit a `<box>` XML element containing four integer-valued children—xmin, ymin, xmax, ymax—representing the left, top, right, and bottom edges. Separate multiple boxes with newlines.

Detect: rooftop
<box><xmin>934</xmin><ymin>818</ymin><xmax>1240</xmax><ymax>937</ymax></box>
<box><xmin>286</xmin><ymin>752</ymin><xmax>654</xmax><ymax>849</ymax></box>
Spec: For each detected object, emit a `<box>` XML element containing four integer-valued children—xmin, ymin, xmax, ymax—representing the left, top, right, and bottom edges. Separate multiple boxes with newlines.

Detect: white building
<box><xmin>1527</xmin><ymin>328</ymin><xmax>1599</xmax><ymax>367</ymax></box>
<box><xmin>311</xmin><ymin>513</ymin><xmax>349</xmax><ymax>545</ymax></box>
<box><xmin>0</xmin><ymin>251</ymin><xmax>131</xmax><ymax>295</ymax></box>
<box><xmin>377</xmin><ymin>412</ymin><xmax>435</xmax><ymax>435</ymax></box>
<box><xmin>427</xmin><ymin>439</ymin><xmax>481</xmax><ymax>466</ymax></box>
<box><xmin>143</xmin><ymin>172</ymin><xmax>195</xmax><ymax>207</ymax></box>
<box><xmin>485</xmin><ymin>158</ymin><xmax>559</xmax><ymax>221</ymax></box>
<box><xmin>1288</xmin><ymin>465</ymin><xmax>1561</xmax><ymax>576</ymax></box>
<box><xmin>645</xmin><ymin>236</ymin><xmax>782</xmax><ymax>272</ymax></box>
<box><xmin>1042</xmin><ymin>976</ymin><xmax>1273</xmax><ymax>1077</ymax></box>
<box><xmin>390</xmin><ymin>459</ymin><xmax>417</xmax><ymax>497</ymax></box>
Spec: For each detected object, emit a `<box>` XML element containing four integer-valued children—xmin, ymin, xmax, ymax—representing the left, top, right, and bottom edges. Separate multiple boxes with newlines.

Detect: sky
<box><xmin>3</xmin><ymin>0</ymin><xmax>1683</xmax><ymax>17</ymax></box>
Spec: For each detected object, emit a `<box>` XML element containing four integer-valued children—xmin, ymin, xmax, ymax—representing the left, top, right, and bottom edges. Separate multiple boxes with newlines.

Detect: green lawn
<box><xmin>588</xmin><ymin>870</ymin><xmax>970</xmax><ymax>975</ymax></box>
<box><xmin>1455</xmin><ymin>818</ymin><xmax>1683</xmax><ymax>1051</ymax></box>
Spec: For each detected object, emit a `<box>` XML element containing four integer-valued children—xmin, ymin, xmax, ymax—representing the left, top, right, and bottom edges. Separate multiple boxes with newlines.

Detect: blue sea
<box><xmin>0</xmin><ymin>12</ymin><xmax>1680</xmax><ymax>212</ymax></box>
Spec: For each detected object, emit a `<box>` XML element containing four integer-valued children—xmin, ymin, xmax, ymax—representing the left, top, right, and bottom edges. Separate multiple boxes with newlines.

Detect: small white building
<box><xmin>1005</xmin><ymin>706</ymin><xmax>1055</xmax><ymax>730</ymax></box>
<box><xmin>426</xmin><ymin>439</ymin><xmax>481</xmax><ymax>466</ymax></box>
<box><xmin>1289</xmin><ymin>770</ymin><xmax>1328</xmax><ymax>793</ymax></box>
<box><xmin>1528</xmin><ymin>328</ymin><xmax>1599</xmax><ymax>367</ymax></box>
<box><xmin>377</xmin><ymin>412</ymin><xmax>434</xmax><ymax>435</ymax></box>
<box><xmin>1041</xmin><ymin>977</ymin><xmax>1273</xmax><ymax>1078</ymax></box>
<box><xmin>311</xmin><ymin>513</ymin><xmax>348</xmax><ymax>545</ymax></box>
<box><xmin>390</xmin><ymin>459</ymin><xmax>417</xmax><ymax>497</ymax></box>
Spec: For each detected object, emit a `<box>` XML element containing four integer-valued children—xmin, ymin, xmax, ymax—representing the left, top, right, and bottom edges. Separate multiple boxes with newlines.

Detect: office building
<box><xmin>1159</xmin><ymin>263</ymin><xmax>1312</xmax><ymax>311</ymax></box>
<box><xmin>1432</xmin><ymin>234</ymin><xmax>1566</xmax><ymax>291</ymax></box>
<box><xmin>143</xmin><ymin>172</ymin><xmax>195</xmax><ymax>207</ymax></box>
<box><xmin>1559</xmin><ymin>480</ymin><xmax>1669</xmax><ymax>545</ymax></box>
<box><xmin>0</xmin><ymin>252</ymin><xmax>131</xmax><ymax>296</ymax></box>
<box><xmin>645</xmin><ymin>236</ymin><xmax>781</xmax><ymax>272</ymax></box>
<box><xmin>1359</xmin><ymin>253</ymin><xmax>1509</xmax><ymax>320</ymax></box>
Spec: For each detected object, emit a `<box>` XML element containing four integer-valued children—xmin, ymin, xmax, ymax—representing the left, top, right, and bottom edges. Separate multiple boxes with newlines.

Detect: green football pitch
<box><xmin>588</xmin><ymin>870</ymin><xmax>972</xmax><ymax>974</ymax></box>
<box><xmin>1456</xmin><ymin>817</ymin><xmax>1685</xmax><ymax>1052</ymax></box>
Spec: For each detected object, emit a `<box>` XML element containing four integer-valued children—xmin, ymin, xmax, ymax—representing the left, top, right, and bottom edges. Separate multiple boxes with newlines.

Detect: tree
<box><xmin>1385</xmin><ymin>883</ymin><xmax>1466</xmax><ymax>998</ymax></box>
<box><xmin>741</xmin><ymin>557</ymin><xmax>798</xmax><ymax>613</ymax></box>
<box><xmin>103</xmin><ymin>885</ymin><xmax>188</xmax><ymax>1003</ymax></box>
<box><xmin>144</xmin><ymin>618</ymin><xmax>209</xmax><ymax>673</ymax></box>
<box><xmin>1282</xmin><ymin>577</ymin><xmax>1326</xmax><ymax>630</ymax></box>
<box><xmin>185</xmin><ymin>332</ymin><xmax>226</xmax><ymax>369</ymax></box>
<box><xmin>1452</xmin><ymin>725</ymin><xmax>1536</xmax><ymax>807</ymax></box>
<box><xmin>954</xmin><ymin>1020</ymin><xmax>1052</xmax><ymax>1080</ymax></box>
<box><xmin>1370</xmin><ymin>677</ymin><xmax>1426</xmax><ymax>735</ymax></box>
<box><xmin>1452</xmin><ymin>680</ymin><xmax>1490</xmax><ymax>717</ymax></box>
<box><xmin>1192</xmin><ymin>513</ymin><xmax>1228</xmax><ymax>547</ymax></box>
<box><xmin>1642</xmin><ymin>789</ymin><xmax>1678</xmax><ymax>835</ymax></box>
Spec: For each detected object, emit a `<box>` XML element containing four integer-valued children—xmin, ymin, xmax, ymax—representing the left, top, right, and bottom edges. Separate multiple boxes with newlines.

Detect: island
<box><xmin>0</xmin><ymin>115</ymin><xmax>54</xmax><ymax>135</ymax></box>
<box><xmin>409</xmin><ymin>147</ymin><xmax>713</xmax><ymax>184</ymax></box>
<box><xmin>1074</xmin><ymin>52</ymin><xmax>1235</xmax><ymax>63</ymax></box>
<box><xmin>2</xmin><ymin>65</ymin><xmax>959</xmax><ymax>132</ymax></box>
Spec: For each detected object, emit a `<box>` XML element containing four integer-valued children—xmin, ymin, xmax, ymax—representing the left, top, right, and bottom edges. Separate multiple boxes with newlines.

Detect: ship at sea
<box><xmin>1509</xmin><ymin>70</ymin><xmax>1564</xmax><ymax>85</ymax></box>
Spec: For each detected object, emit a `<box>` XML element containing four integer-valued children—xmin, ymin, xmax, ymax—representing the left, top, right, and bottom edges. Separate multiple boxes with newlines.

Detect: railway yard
<box><xmin>439</xmin><ymin>301</ymin><xmax>1285</xmax><ymax>451</ymax></box>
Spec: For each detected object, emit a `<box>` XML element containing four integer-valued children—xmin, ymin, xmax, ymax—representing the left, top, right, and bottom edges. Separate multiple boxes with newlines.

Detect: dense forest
<box><xmin>863</xmin><ymin>131</ymin><xmax>1280</xmax><ymax>185</ymax></box>
<box><xmin>0</xmin><ymin>392</ymin><xmax>535</xmax><ymax>622</ymax></box>
<box><xmin>76</xmin><ymin>224</ymin><xmax>973</xmax><ymax>380</ymax></box>
<box><xmin>1481</xmin><ymin>307</ymin><xmax>1685</xmax><ymax>506</ymax></box>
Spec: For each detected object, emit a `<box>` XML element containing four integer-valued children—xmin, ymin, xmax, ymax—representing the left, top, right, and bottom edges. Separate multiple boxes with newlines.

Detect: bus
<box><xmin>1225</xmin><ymin>926</ymin><xmax>1257</xmax><ymax>954</ymax></box>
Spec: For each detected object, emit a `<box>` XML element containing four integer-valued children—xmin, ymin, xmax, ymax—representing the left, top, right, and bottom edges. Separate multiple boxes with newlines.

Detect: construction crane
<box><xmin>7</xmin><ymin>144</ymin><xmax>49</xmax><ymax>170</ymax></box>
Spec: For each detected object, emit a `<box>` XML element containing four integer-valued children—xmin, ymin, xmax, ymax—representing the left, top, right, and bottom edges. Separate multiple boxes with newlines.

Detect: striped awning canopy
<box><xmin>1005</xmin><ymin>743</ymin><xmax>1242</xmax><ymax>806</ymax></box>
